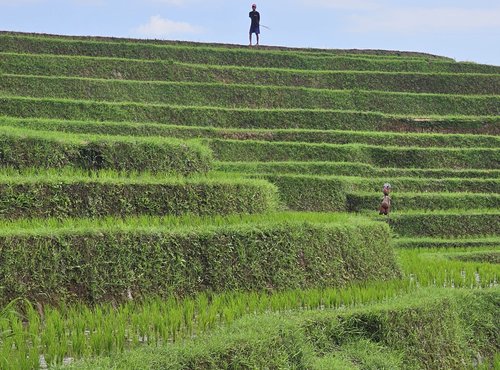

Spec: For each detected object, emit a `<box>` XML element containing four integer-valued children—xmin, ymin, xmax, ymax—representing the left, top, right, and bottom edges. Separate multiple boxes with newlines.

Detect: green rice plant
<box><xmin>54</xmin><ymin>288</ymin><xmax>500</xmax><ymax>369</ymax></box>
<box><xmin>0</xmin><ymin>280</ymin><xmax>416</xmax><ymax>367</ymax></box>
<box><xmin>396</xmin><ymin>247</ymin><xmax>499</xmax><ymax>288</ymax></box>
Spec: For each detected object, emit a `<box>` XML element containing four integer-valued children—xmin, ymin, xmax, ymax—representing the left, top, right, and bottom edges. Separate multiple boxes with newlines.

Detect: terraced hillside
<box><xmin>0</xmin><ymin>32</ymin><xmax>498</xmax><ymax>369</ymax></box>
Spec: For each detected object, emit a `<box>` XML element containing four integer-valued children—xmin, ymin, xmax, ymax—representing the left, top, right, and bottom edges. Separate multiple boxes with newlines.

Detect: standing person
<box><xmin>249</xmin><ymin>4</ymin><xmax>260</xmax><ymax>46</ymax></box>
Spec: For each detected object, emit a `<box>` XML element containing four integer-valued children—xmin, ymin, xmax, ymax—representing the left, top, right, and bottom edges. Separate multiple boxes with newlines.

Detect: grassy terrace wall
<box><xmin>0</xmin><ymin>32</ymin><xmax>457</xmax><ymax>58</ymax></box>
<box><xmin>217</xmin><ymin>161</ymin><xmax>500</xmax><ymax>179</ymax></box>
<box><xmin>0</xmin><ymin>32</ymin><xmax>498</xmax><ymax>369</ymax></box>
<box><xmin>0</xmin><ymin>213</ymin><xmax>397</xmax><ymax>304</ymax></box>
<box><xmin>2</xmin><ymin>75</ymin><xmax>499</xmax><ymax>115</ymax></box>
<box><xmin>395</xmin><ymin>237</ymin><xmax>499</xmax><ymax>249</ymax></box>
<box><xmin>389</xmin><ymin>211</ymin><xmax>500</xmax><ymax>238</ymax></box>
<box><xmin>209</xmin><ymin>139</ymin><xmax>500</xmax><ymax>169</ymax></box>
<box><xmin>0</xmin><ymin>173</ymin><xmax>278</xmax><ymax>219</ymax></box>
<box><xmin>2</xmin><ymin>34</ymin><xmax>499</xmax><ymax>73</ymax></box>
<box><xmin>3</xmin><ymin>53</ymin><xmax>500</xmax><ymax>95</ymax></box>
<box><xmin>2</xmin><ymin>97</ymin><xmax>498</xmax><ymax>135</ymax></box>
<box><xmin>239</xmin><ymin>174</ymin><xmax>500</xmax><ymax>211</ymax></box>
<box><xmin>0</xmin><ymin>126</ymin><xmax>212</xmax><ymax>174</ymax></box>
<box><xmin>1</xmin><ymin>117</ymin><xmax>499</xmax><ymax>149</ymax></box>
<box><xmin>346</xmin><ymin>192</ymin><xmax>500</xmax><ymax>212</ymax></box>
<box><xmin>62</xmin><ymin>289</ymin><xmax>500</xmax><ymax>370</ymax></box>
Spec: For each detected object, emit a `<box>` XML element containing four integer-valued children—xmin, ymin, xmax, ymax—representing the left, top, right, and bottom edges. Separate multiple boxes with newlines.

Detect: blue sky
<box><xmin>1</xmin><ymin>0</ymin><xmax>499</xmax><ymax>65</ymax></box>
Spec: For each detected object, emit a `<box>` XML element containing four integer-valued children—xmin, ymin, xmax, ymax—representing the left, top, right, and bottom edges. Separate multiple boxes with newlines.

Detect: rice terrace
<box><xmin>0</xmin><ymin>31</ymin><xmax>498</xmax><ymax>369</ymax></box>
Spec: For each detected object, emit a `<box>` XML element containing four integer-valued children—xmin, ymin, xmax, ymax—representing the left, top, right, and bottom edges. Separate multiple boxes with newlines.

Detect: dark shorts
<box><xmin>250</xmin><ymin>25</ymin><xmax>260</xmax><ymax>34</ymax></box>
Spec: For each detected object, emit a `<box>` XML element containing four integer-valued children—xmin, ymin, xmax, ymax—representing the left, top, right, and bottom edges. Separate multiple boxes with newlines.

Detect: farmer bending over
<box><xmin>379</xmin><ymin>183</ymin><xmax>392</xmax><ymax>216</ymax></box>
<box><xmin>249</xmin><ymin>3</ymin><xmax>260</xmax><ymax>46</ymax></box>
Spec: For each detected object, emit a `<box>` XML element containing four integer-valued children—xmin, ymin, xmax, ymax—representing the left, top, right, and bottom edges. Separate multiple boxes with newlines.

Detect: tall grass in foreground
<box><xmin>397</xmin><ymin>247</ymin><xmax>499</xmax><ymax>288</ymax></box>
<box><xmin>0</xmin><ymin>242</ymin><xmax>498</xmax><ymax>369</ymax></box>
<box><xmin>1</xmin><ymin>280</ymin><xmax>414</xmax><ymax>368</ymax></box>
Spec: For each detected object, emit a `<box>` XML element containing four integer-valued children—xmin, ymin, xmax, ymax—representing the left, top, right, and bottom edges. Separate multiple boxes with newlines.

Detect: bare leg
<box><xmin>249</xmin><ymin>33</ymin><xmax>252</xmax><ymax>46</ymax></box>
<box><xmin>256</xmin><ymin>34</ymin><xmax>259</xmax><ymax>45</ymax></box>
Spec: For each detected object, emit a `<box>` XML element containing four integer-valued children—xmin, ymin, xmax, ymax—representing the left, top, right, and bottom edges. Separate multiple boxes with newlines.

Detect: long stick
<box><xmin>260</xmin><ymin>25</ymin><xmax>271</xmax><ymax>30</ymax></box>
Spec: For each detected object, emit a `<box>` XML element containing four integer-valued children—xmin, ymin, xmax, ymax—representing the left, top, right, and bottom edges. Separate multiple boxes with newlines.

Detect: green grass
<box><xmin>2</xmin><ymin>96</ymin><xmax>498</xmax><ymax>134</ymax></box>
<box><xmin>1</xmin><ymin>243</ymin><xmax>497</xmax><ymax>368</ymax></box>
<box><xmin>388</xmin><ymin>210</ymin><xmax>500</xmax><ymax>238</ymax></box>
<box><xmin>5</xmin><ymin>34</ymin><xmax>499</xmax><ymax>74</ymax></box>
<box><xmin>0</xmin><ymin>125</ymin><xmax>213</xmax><ymax>174</ymax></box>
<box><xmin>209</xmin><ymin>139</ymin><xmax>500</xmax><ymax>169</ymax></box>
<box><xmin>0</xmin><ymin>213</ymin><xmax>397</xmax><ymax>303</ymax></box>
<box><xmin>0</xmin><ymin>211</ymin><xmax>367</xmax><ymax>235</ymax></box>
<box><xmin>2</xmin><ymin>52</ymin><xmax>500</xmax><ymax>94</ymax></box>
<box><xmin>449</xmin><ymin>251</ymin><xmax>499</xmax><ymax>264</ymax></box>
<box><xmin>0</xmin><ymin>170</ymin><xmax>279</xmax><ymax>219</ymax></box>
<box><xmin>217</xmin><ymin>161</ymin><xmax>500</xmax><ymax>179</ymax></box>
<box><xmin>1</xmin><ymin>116</ymin><xmax>499</xmax><ymax>148</ymax></box>
<box><xmin>395</xmin><ymin>236</ymin><xmax>500</xmax><ymax>249</ymax></box>
<box><xmin>347</xmin><ymin>192</ymin><xmax>500</xmax><ymax>212</ymax></box>
<box><xmin>0</xmin><ymin>31</ymin><xmax>456</xmax><ymax>60</ymax></box>
<box><xmin>0</xmin><ymin>30</ymin><xmax>499</xmax><ymax>370</ymax></box>
<box><xmin>218</xmin><ymin>173</ymin><xmax>500</xmax><ymax>211</ymax></box>
<box><xmin>2</xmin><ymin>74</ymin><xmax>499</xmax><ymax>115</ymax></box>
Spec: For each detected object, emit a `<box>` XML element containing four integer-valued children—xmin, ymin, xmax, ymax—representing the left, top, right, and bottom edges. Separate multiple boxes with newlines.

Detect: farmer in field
<box><xmin>379</xmin><ymin>183</ymin><xmax>392</xmax><ymax>216</ymax></box>
<box><xmin>249</xmin><ymin>4</ymin><xmax>260</xmax><ymax>46</ymax></box>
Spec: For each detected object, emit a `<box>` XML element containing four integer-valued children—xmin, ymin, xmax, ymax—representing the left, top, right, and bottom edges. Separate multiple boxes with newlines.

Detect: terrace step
<box><xmin>0</xmin><ymin>126</ymin><xmax>212</xmax><ymax>174</ymax></box>
<box><xmin>0</xmin><ymin>212</ymin><xmax>396</xmax><ymax>303</ymax></box>
<box><xmin>236</xmin><ymin>173</ymin><xmax>500</xmax><ymax>211</ymax></box>
<box><xmin>388</xmin><ymin>210</ymin><xmax>500</xmax><ymax>238</ymax></box>
<box><xmin>209</xmin><ymin>139</ymin><xmax>500</xmax><ymax>170</ymax></box>
<box><xmin>2</xmin><ymin>53</ymin><xmax>499</xmax><ymax>95</ymax></box>
<box><xmin>0</xmin><ymin>171</ymin><xmax>278</xmax><ymax>219</ymax></box>
<box><xmin>395</xmin><ymin>237</ymin><xmax>500</xmax><ymax>249</ymax></box>
<box><xmin>5</xmin><ymin>34</ymin><xmax>499</xmax><ymax>74</ymax></box>
<box><xmin>0</xmin><ymin>31</ymin><xmax>456</xmax><ymax>59</ymax></box>
<box><xmin>216</xmin><ymin>161</ymin><xmax>500</xmax><ymax>179</ymax></box>
<box><xmin>2</xmin><ymin>74</ymin><xmax>499</xmax><ymax>115</ymax></box>
<box><xmin>347</xmin><ymin>192</ymin><xmax>500</xmax><ymax>212</ymax></box>
<box><xmin>1</xmin><ymin>116</ymin><xmax>498</xmax><ymax>149</ymax></box>
<box><xmin>2</xmin><ymin>96</ymin><xmax>497</xmax><ymax>134</ymax></box>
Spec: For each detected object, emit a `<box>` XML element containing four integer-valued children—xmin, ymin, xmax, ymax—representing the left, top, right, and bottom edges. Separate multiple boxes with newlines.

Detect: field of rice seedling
<box><xmin>0</xmin><ymin>31</ymin><xmax>498</xmax><ymax>369</ymax></box>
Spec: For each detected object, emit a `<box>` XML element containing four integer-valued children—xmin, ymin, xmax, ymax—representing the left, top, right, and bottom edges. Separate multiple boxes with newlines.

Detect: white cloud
<box><xmin>349</xmin><ymin>7</ymin><xmax>500</xmax><ymax>33</ymax></box>
<box><xmin>134</xmin><ymin>15</ymin><xmax>202</xmax><ymax>38</ymax></box>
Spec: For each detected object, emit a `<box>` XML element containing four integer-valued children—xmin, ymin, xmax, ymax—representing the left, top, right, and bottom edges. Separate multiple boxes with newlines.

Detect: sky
<box><xmin>1</xmin><ymin>0</ymin><xmax>499</xmax><ymax>66</ymax></box>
